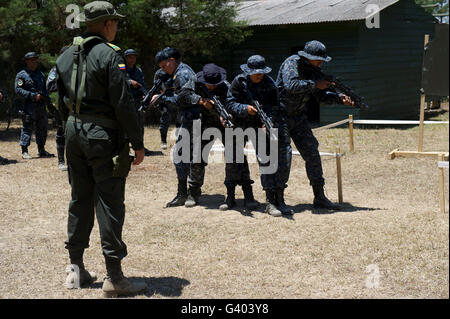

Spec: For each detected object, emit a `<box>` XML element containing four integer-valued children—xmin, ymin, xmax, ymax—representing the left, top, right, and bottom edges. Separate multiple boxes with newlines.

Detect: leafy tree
<box><xmin>0</xmin><ymin>0</ymin><xmax>249</xmax><ymax>121</ymax></box>
<box><xmin>415</xmin><ymin>0</ymin><xmax>449</xmax><ymax>22</ymax></box>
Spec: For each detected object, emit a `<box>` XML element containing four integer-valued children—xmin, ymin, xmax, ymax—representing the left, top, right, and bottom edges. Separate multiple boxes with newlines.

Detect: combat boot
<box><xmin>65</xmin><ymin>264</ymin><xmax>98</xmax><ymax>289</ymax></box>
<box><xmin>275</xmin><ymin>188</ymin><xmax>293</xmax><ymax>215</ymax></box>
<box><xmin>219</xmin><ymin>186</ymin><xmax>236</xmax><ymax>211</ymax></box>
<box><xmin>21</xmin><ymin>146</ymin><xmax>32</xmax><ymax>159</ymax></box>
<box><xmin>38</xmin><ymin>145</ymin><xmax>55</xmax><ymax>158</ymax></box>
<box><xmin>185</xmin><ymin>187</ymin><xmax>201</xmax><ymax>208</ymax></box>
<box><xmin>242</xmin><ymin>184</ymin><xmax>259</xmax><ymax>210</ymax></box>
<box><xmin>65</xmin><ymin>254</ymin><xmax>97</xmax><ymax>289</ymax></box>
<box><xmin>264</xmin><ymin>191</ymin><xmax>282</xmax><ymax>217</ymax></box>
<box><xmin>312</xmin><ymin>184</ymin><xmax>340</xmax><ymax>210</ymax></box>
<box><xmin>57</xmin><ymin>146</ymin><xmax>67</xmax><ymax>171</ymax></box>
<box><xmin>103</xmin><ymin>259</ymin><xmax>147</xmax><ymax>298</ymax></box>
<box><xmin>166</xmin><ymin>180</ymin><xmax>188</xmax><ymax>207</ymax></box>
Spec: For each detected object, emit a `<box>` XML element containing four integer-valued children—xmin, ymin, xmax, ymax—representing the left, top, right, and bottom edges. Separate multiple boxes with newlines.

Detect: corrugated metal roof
<box><xmin>235</xmin><ymin>0</ymin><xmax>400</xmax><ymax>25</ymax></box>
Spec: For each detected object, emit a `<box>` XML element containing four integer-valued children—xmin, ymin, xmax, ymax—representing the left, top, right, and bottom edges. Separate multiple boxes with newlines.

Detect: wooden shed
<box><xmin>218</xmin><ymin>0</ymin><xmax>437</xmax><ymax>123</ymax></box>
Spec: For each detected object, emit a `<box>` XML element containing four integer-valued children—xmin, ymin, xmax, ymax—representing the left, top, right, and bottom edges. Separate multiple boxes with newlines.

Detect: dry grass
<box><xmin>0</xmin><ymin>108</ymin><xmax>448</xmax><ymax>299</ymax></box>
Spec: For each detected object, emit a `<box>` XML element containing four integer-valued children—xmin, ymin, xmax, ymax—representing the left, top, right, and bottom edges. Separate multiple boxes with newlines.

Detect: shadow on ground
<box><xmin>89</xmin><ymin>276</ymin><xmax>190</xmax><ymax>298</ymax></box>
<box><xmin>199</xmin><ymin>194</ymin><xmax>267</xmax><ymax>218</ymax></box>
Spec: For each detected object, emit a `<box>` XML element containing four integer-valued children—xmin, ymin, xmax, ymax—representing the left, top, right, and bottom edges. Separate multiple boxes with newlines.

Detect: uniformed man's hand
<box><xmin>0</xmin><ymin>92</ymin><xmax>3</xmax><ymax>102</ymax></box>
<box><xmin>247</xmin><ymin>105</ymin><xmax>258</xmax><ymax>116</ymax></box>
<box><xmin>150</xmin><ymin>94</ymin><xmax>160</xmax><ymax>104</ymax></box>
<box><xmin>199</xmin><ymin>98</ymin><xmax>214</xmax><ymax>111</ymax></box>
<box><xmin>133</xmin><ymin>148</ymin><xmax>145</xmax><ymax>165</ymax></box>
<box><xmin>35</xmin><ymin>94</ymin><xmax>43</xmax><ymax>102</ymax></box>
<box><xmin>220</xmin><ymin>114</ymin><xmax>233</xmax><ymax>127</ymax></box>
<box><xmin>340</xmin><ymin>94</ymin><xmax>355</xmax><ymax>107</ymax></box>
<box><xmin>130</xmin><ymin>80</ymin><xmax>141</xmax><ymax>89</ymax></box>
<box><xmin>315</xmin><ymin>79</ymin><xmax>332</xmax><ymax>90</ymax></box>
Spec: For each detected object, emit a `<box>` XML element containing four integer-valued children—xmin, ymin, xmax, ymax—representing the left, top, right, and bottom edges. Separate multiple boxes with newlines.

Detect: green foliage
<box><xmin>415</xmin><ymin>0</ymin><xmax>449</xmax><ymax>15</ymax></box>
<box><xmin>0</xmin><ymin>0</ymin><xmax>249</xmax><ymax>118</ymax></box>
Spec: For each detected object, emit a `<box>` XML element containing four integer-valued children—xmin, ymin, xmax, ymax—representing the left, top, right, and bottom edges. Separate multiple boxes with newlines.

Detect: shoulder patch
<box><xmin>118</xmin><ymin>64</ymin><xmax>126</xmax><ymax>70</ymax></box>
<box><xmin>17</xmin><ymin>79</ymin><xmax>24</xmax><ymax>87</ymax></box>
<box><xmin>107</xmin><ymin>43</ymin><xmax>121</xmax><ymax>52</ymax></box>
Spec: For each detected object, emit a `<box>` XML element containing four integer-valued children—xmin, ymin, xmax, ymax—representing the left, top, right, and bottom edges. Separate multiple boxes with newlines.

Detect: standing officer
<box><xmin>46</xmin><ymin>46</ymin><xmax>69</xmax><ymax>171</ymax></box>
<box><xmin>56</xmin><ymin>1</ymin><xmax>146</xmax><ymax>297</ymax></box>
<box><xmin>15</xmin><ymin>52</ymin><xmax>54</xmax><ymax>159</ymax></box>
<box><xmin>178</xmin><ymin>63</ymin><xmax>259</xmax><ymax>210</ymax></box>
<box><xmin>226</xmin><ymin>55</ymin><xmax>292</xmax><ymax>217</ymax></box>
<box><xmin>276</xmin><ymin>40</ymin><xmax>354</xmax><ymax>210</ymax></box>
<box><xmin>151</xmin><ymin>47</ymin><xmax>213</xmax><ymax>208</ymax></box>
<box><xmin>124</xmin><ymin>49</ymin><xmax>152</xmax><ymax>156</ymax></box>
<box><xmin>154</xmin><ymin>69</ymin><xmax>178</xmax><ymax>151</ymax></box>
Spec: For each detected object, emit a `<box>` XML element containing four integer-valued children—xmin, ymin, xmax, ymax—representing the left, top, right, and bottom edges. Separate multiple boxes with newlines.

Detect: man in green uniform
<box><xmin>56</xmin><ymin>1</ymin><xmax>146</xmax><ymax>298</ymax></box>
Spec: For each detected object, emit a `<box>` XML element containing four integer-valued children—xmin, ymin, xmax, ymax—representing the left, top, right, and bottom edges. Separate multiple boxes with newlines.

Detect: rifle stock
<box><xmin>242</xmin><ymin>81</ymin><xmax>278</xmax><ymax>141</ymax></box>
<box><xmin>198</xmin><ymin>84</ymin><xmax>234</xmax><ymax>128</ymax></box>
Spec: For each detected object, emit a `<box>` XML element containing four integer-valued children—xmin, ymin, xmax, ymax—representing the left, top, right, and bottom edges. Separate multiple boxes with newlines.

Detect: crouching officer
<box><xmin>226</xmin><ymin>55</ymin><xmax>292</xmax><ymax>217</ymax></box>
<box><xmin>276</xmin><ymin>40</ymin><xmax>355</xmax><ymax>210</ymax></box>
<box><xmin>15</xmin><ymin>52</ymin><xmax>54</xmax><ymax>159</ymax></box>
<box><xmin>56</xmin><ymin>1</ymin><xmax>146</xmax><ymax>298</ymax></box>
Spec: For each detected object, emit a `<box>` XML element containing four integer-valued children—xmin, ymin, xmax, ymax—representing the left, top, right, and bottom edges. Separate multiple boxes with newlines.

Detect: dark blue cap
<box><xmin>240</xmin><ymin>55</ymin><xmax>271</xmax><ymax>75</ymax></box>
<box><xmin>23</xmin><ymin>52</ymin><xmax>39</xmax><ymax>60</ymax></box>
<box><xmin>124</xmin><ymin>49</ymin><xmax>138</xmax><ymax>56</ymax></box>
<box><xmin>155</xmin><ymin>47</ymin><xmax>181</xmax><ymax>64</ymax></box>
<box><xmin>197</xmin><ymin>63</ymin><xmax>227</xmax><ymax>85</ymax></box>
<box><xmin>298</xmin><ymin>40</ymin><xmax>332</xmax><ymax>62</ymax></box>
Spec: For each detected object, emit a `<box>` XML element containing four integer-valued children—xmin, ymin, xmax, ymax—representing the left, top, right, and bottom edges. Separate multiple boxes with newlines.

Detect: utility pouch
<box><xmin>112</xmin><ymin>137</ymin><xmax>132</xmax><ymax>178</ymax></box>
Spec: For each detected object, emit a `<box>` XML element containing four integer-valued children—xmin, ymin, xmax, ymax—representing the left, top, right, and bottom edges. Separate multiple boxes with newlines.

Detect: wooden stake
<box><xmin>439</xmin><ymin>155</ymin><xmax>446</xmax><ymax>213</ymax></box>
<box><xmin>349</xmin><ymin>114</ymin><xmax>354</xmax><ymax>152</ymax></box>
<box><xmin>336</xmin><ymin>147</ymin><xmax>343</xmax><ymax>204</ymax></box>
<box><xmin>418</xmin><ymin>34</ymin><xmax>430</xmax><ymax>152</ymax></box>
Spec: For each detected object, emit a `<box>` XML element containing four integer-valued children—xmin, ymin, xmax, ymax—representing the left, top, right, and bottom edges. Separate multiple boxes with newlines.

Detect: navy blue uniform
<box><xmin>277</xmin><ymin>55</ymin><xmax>342</xmax><ymax>186</ymax></box>
<box><xmin>15</xmin><ymin>68</ymin><xmax>50</xmax><ymax>149</ymax></box>
<box><xmin>154</xmin><ymin>69</ymin><xmax>178</xmax><ymax>144</ymax></box>
<box><xmin>126</xmin><ymin>65</ymin><xmax>147</xmax><ymax>138</ymax></box>
<box><xmin>158</xmin><ymin>62</ymin><xmax>203</xmax><ymax>188</ymax></box>
<box><xmin>226</xmin><ymin>74</ymin><xmax>292</xmax><ymax>191</ymax></box>
<box><xmin>47</xmin><ymin>66</ymin><xmax>66</xmax><ymax>163</ymax></box>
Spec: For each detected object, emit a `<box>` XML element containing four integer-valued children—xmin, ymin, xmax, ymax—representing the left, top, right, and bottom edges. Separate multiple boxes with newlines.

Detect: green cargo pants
<box><xmin>64</xmin><ymin>117</ymin><xmax>129</xmax><ymax>261</ymax></box>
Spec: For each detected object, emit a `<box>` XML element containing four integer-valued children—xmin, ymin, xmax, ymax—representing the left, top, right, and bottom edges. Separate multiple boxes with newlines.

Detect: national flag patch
<box><xmin>118</xmin><ymin>64</ymin><xmax>126</xmax><ymax>70</ymax></box>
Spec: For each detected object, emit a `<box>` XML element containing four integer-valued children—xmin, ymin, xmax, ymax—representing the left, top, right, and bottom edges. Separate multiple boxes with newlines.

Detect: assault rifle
<box><xmin>324</xmin><ymin>74</ymin><xmax>369</xmax><ymax>110</ymax></box>
<box><xmin>198</xmin><ymin>84</ymin><xmax>234</xmax><ymax>128</ymax></box>
<box><xmin>308</xmin><ymin>64</ymin><xmax>369</xmax><ymax>110</ymax></box>
<box><xmin>139</xmin><ymin>78</ymin><xmax>163</xmax><ymax>112</ymax></box>
<box><xmin>242</xmin><ymin>81</ymin><xmax>278</xmax><ymax>141</ymax></box>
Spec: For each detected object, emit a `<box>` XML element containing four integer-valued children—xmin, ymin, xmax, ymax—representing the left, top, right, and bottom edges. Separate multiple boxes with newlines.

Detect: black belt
<box><xmin>67</xmin><ymin>114</ymin><xmax>119</xmax><ymax>129</ymax></box>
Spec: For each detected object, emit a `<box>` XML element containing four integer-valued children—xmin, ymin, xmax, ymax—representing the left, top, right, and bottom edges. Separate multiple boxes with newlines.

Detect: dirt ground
<box><xmin>0</xmin><ymin>109</ymin><xmax>448</xmax><ymax>299</ymax></box>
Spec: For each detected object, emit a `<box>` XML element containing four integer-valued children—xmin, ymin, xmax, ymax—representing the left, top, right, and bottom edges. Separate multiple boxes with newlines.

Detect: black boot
<box><xmin>66</xmin><ymin>250</ymin><xmax>97</xmax><ymax>288</ymax></box>
<box><xmin>38</xmin><ymin>145</ymin><xmax>55</xmax><ymax>158</ymax></box>
<box><xmin>166</xmin><ymin>180</ymin><xmax>188</xmax><ymax>207</ymax></box>
<box><xmin>312</xmin><ymin>184</ymin><xmax>340</xmax><ymax>210</ymax></box>
<box><xmin>275</xmin><ymin>188</ymin><xmax>293</xmax><ymax>215</ymax></box>
<box><xmin>57</xmin><ymin>145</ymin><xmax>67</xmax><ymax>171</ymax></box>
<box><xmin>22</xmin><ymin>146</ymin><xmax>32</xmax><ymax>159</ymax></box>
<box><xmin>264</xmin><ymin>191</ymin><xmax>282</xmax><ymax>217</ymax></box>
<box><xmin>219</xmin><ymin>186</ymin><xmax>236</xmax><ymax>211</ymax></box>
<box><xmin>242</xmin><ymin>184</ymin><xmax>259</xmax><ymax>210</ymax></box>
<box><xmin>185</xmin><ymin>187</ymin><xmax>201</xmax><ymax>208</ymax></box>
